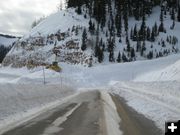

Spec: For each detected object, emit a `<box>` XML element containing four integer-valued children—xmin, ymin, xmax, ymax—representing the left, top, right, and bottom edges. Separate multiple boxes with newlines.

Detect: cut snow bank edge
<box><xmin>101</xmin><ymin>91</ymin><xmax>122</xmax><ymax>135</ymax></box>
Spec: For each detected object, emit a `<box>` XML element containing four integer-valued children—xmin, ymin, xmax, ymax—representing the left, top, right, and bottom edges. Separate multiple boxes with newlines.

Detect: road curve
<box><xmin>1</xmin><ymin>90</ymin><xmax>163</xmax><ymax>135</ymax></box>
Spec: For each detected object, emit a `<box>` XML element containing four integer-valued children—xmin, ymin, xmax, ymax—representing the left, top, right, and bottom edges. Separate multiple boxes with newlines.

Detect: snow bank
<box><xmin>109</xmin><ymin>81</ymin><xmax>180</xmax><ymax>130</ymax></box>
<box><xmin>101</xmin><ymin>91</ymin><xmax>122</xmax><ymax>135</ymax></box>
<box><xmin>1</xmin><ymin>53</ymin><xmax>180</xmax><ymax>86</ymax></box>
<box><xmin>61</xmin><ymin>54</ymin><xmax>180</xmax><ymax>88</ymax></box>
<box><xmin>0</xmin><ymin>84</ymin><xmax>75</xmax><ymax>133</ymax></box>
<box><xmin>134</xmin><ymin>60</ymin><xmax>180</xmax><ymax>82</ymax></box>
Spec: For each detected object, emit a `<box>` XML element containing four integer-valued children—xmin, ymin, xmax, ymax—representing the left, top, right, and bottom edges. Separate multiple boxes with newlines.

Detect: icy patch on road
<box><xmin>101</xmin><ymin>91</ymin><xmax>123</xmax><ymax>135</ymax></box>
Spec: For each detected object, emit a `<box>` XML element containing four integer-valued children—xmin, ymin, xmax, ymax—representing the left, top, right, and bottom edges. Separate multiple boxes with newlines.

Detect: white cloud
<box><xmin>0</xmin><ymin>0</ymin><xmax>64</xmax><ymax>36</ymax></box>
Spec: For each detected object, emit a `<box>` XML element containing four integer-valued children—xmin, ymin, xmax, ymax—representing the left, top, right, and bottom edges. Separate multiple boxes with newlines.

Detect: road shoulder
<box><xmin>111</xmin><ymin>94</ymin><xmax>163</xmax><ymax>135</ymax></box>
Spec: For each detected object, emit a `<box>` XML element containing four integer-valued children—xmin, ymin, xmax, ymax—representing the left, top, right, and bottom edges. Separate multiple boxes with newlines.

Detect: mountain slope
<box><xmin>0</xmin><ymin>34</ymin><xmax>18</xmax><ymax>47</ymax></box>
<box><xmin>2</xmin><ymin>1</ymin><xmax>180</xmax><ymax>68</ymax></box>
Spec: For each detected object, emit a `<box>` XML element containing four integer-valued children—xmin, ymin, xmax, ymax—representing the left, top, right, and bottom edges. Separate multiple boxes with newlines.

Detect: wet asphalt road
<box><xmin>1</xmin><ymin>90</ymin><xmax>163</xmax><ymax>135</ymax></box>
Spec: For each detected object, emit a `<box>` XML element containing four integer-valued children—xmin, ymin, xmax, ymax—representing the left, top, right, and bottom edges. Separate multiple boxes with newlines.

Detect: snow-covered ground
<box><xmin>1</xmin><ymin>53</ymin><xmax>180</xmax><ymax>86</ymax></box>
<box><xmin>0</xmin><ymin>53</ymin><xmax>180</xmax><ymax>132</ymax></box>
<box><xmin>0</xmin><ymin>83</ymin><xmax>75</xmax><ymax>134</ymax></box>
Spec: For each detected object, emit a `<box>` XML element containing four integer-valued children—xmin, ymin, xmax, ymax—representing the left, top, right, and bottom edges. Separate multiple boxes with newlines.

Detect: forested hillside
<box><xmin>66</xmin><ymin>0</ymin><xmax>180</xmax><ymax>62</ymax></box>
<box><xmin>2</xmin><ymin>0</ymin><xmax>180</xmax><ymax>67</ymax></box>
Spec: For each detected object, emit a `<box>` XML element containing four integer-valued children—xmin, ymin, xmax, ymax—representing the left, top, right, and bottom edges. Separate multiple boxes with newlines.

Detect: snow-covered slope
<box><xmin>26</xmin><ymin>9</ymin><xmax>88</xmax><ymax>37</ymax></box>
<box><xmin>2</xmin><ymin>8</ymin><xmax>92</xmax><ymax>68</ymax></box>
<box><xmin>2</xmin><ymin>6</ymin><xmax>180</xmax><ymax>68</ymax></box>
<box><xmin>0</xmin><ymin>35</ymin><xmax>18</xmax><ymax>47</ymax></box>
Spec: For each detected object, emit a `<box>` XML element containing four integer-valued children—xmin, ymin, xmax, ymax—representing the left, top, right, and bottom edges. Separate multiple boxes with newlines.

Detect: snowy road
<box><xmin>1</xmin><ymin>90</ymin><xmax>163</xmax><ymax>135</ymax></box>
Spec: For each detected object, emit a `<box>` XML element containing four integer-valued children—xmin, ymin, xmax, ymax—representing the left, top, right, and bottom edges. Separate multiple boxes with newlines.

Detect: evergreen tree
<box><xmin>126</xmin><ymin>36</ymin><xmax>131</xmax><ymax>52</ymax></box>
<box><xmin>151</xmin><ymin>28</ymin><xmax>155</xmax><ymax>42</ymax></box>
<box><xmin>136</xmin><ymin>40</ymin><xmax>141</xmax><ymax>52</ymax></box>
<box><xmin>89</xmin><ymin>19</ymin><xmax>95</xmax><ymax>34</ymax></box>
<box><xmin>133</xmin><ymin>0</ymin><xmax>141</xmax><ymax>20</ymax></box>
<box><xmin>117</xmin><ymin>51</ymin><xmax>121</xmax><ymax>63</ymax></box>
<box><xmin>115</xmin><ymin>11</ymin><xmax>122</xmax><ymax>38</ymax></box>
<box><xmin>130</xmin><ymin>48</ymin><xmax>135</xmax><ymax>60</ymax></box>
<box><xmin>171</xmin><ymin>8</ymin><xmax>175</xmax><ymax>21</ymax></box>
<box><xmin>77</xmin><ymin>6</ymin><xmax>82</xmax><ymax>14</ymax></box>
<box><xmin>141</xmin><ymin>41</ymin><xmax>146</xmax><ymax>56</ymax></box>
<box><xmin>122</xmin><ymin>52</ymin><xmax>128</xmax><ymax>62</ymax></box>
<box><xmin>98</xmin><ymin>47</ymin><xmax>104</xmax><ymax>63</ymax></box>
<box><xmin>75</xmin><ymin>26</ymin><xmax>79</xmax><ymax>36</ymax></box>
<box><xmin>133</xmin><ymin>24</ymin><xmax>138</xmax><ymax>41</ymax></box>
<box><xmin>89</xmin><ymin>19</ymin><xmax>93</xmax><ymax>32</ymax></box>
<box><xmin>139</xmin><ymin>6</ymin><xmax>146</xmax><ymax>41</ymax></box>
<box><xmin>81</xmin><ymin>28</ymin><xmax>87</xmax><ymax>51</ymax></box>
<box><xmin>147</xmin><ymin>51</ymin><xmax>153</xmax><ymax>59</ymax></box>
<box><xmin>93</xmin><ymin>0</ymin><xmax>106</xmax><ymax>28</ymax></box>
<box><xmin>178</xmin><ymin>7</ymin><xmax>180</xmax><ymax>22</ymax></box>
<box><xmin>146</xmin><ymin>27</ymin><xmax>151</xmax><ymax>41</ymax></box>
<box><xmin>153</xmin><ymin>22</ymin><xmax>158</xmax><ymax>36</ymax></box>
<box><xmin>130</xmin><ymin>28</ymin><xmax>134</xmax><ymax>40</ymax></box>
<box><xmin>109</xmin><ymin>51</ymin><xmax>114</xmax><ymax>62</ymax></box>
<box><xmin>159</xmin><ymin>7</ymin><xmax>165</xmax><ymax>32</ymax></box>
<box><xmin>123</xmin><ymin>1</ymin><xmax>129</xmax><ymax>36</ymax></box>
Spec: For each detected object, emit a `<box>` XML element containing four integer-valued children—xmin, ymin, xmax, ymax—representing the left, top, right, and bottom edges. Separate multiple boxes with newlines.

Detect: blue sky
<box><xmin>0</xmin><ymin>0</ymin><xmax>64</xmax><ymax>36</ymax></box>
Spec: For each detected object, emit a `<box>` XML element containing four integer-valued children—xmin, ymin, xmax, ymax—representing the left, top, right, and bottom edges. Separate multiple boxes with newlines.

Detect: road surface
<box><xmin>1</xmin><ymin>90</ymin><xmax>163</xmax><ymax>135</ymax></box>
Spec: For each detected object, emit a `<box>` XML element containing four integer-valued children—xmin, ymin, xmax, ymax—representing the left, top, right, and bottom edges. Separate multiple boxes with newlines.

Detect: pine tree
<box><xmin>147</xmin><ymin>51</ymin><xmax>153</xmax><ymax>59</ymax></box>
<box><xmin>98</xmin><ymin>47</ymin><xmax>104</xmax><ymax>63</ymax></box>
<box><xmin>139</xmin><ymin>7</ymin><xmax>146</xmax><ymax>41</ymax></box>
<box><xmin>75</xmin><ymin>26</ymin><xmax>79</xmax><ymax>36</ymax></box>
<box><xmin>117</xmin><ymin>51</ymin><xmax>121</xmax><ymax>63</ymax></box>
<box><xmin>116</xmin><ymin>12</ymin><xmax>122</xmax><ymax>38</ymax></box>
<box><xmin>76</xmin><ymin>5</ymin><xmax>82</xmax><ymax>14</ymax></box>
<box><xmin>122</xmin><ymin>52</ymin><xmax>128</xmax><ymax>62</ymax></box>
<box><xmin>123</xmin><ymin>1</ymin><xmax>129</xmax><ymax>36</ymax></box>
<box><xmin>151</xmin><ymin>28</ymin><xmax>155</xmax><ymax>42</ymax></box>
<box><xmin>126</xmin><ymin>36</ymin><xmax>131</xmax><ymax>52</ymax></box>
<box><xmin>89</xmin><ymin>19</ymin><xmax>93</xmax><ymax>31</ymax></box>
<box><xmin>136</xmin><ymin>40</ymin><xmax>141</xmax><ymax>52</ymax></box>
<box><xmin>159</xmin><ymin>7</ymin><xmax>165</xmax><ymax>32</ymax></box>
<box><xmin>130</xmin><ymin>48</ymin><xmax>135</xmax><ymax>60</ymax></box>
<box><xmin>130</xmin><ymin>28</ymin><xmax>134</xmax><ymax>40</ymax></box>
<box><xmin>94</xmin><ymin>44</ymin><xmax>99</xmax><ymax>57</ymax></box>
<box><xmin>81</xmin><ymin>28</ymin><xmax>87</xmax><ymax>51</ymax></box>
<box><xmin>154</xmin><ymin>22</ymin><xmax>158</xmax><ymax>36</ymax></box>
<box><xmin>133</xmin><ymin>24</ymin><xmax>138</xmax><ymax>41</ymax></box>
<box><xmin>133</xmin><ymin>1</ymin><xmax>140</xmax><ymax>20</ymax></box>
<box><xmin>171</xmin><ymin>8</ymin><xmax>175</xmax><ymax>21</ymax></box>
<box><xmin>146</xmin><ymin>27</ymin><xmax>151</xmax><ymax>41</ymax></box>
<box><xmin>141</xmin><ymin>41</ymin><xmax>146</xmax><ymax>56</ymax></box>
<box><xmin>178</xmin><ymin>7</ymin><xmax>180</xmax><ymax>22</ymax></box>
<box><xmin>109</xmin><ymin>51</ymin><xmax>114</xmax><ymax>62</ymax></box>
